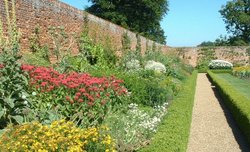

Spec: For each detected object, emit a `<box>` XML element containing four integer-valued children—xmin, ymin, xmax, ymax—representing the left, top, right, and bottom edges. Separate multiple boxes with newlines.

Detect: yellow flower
<box><xmin>0</xmin><ymin>120</ymin><xmax>116</xmax><ymax>151</ymax></box>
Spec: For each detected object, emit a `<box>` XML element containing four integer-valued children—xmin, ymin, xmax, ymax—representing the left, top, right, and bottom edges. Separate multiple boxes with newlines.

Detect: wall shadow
<box><xmin>206</xmin><ymin>74</ymin><xmax>250</xmax><ymax>151</ymax></box>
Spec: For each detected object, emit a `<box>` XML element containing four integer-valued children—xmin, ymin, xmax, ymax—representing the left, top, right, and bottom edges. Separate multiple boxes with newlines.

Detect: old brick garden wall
<box><xmin>0</xmin><ymin>0</ymin><xmax>248</xmax><ymax>66</ymax></box>
<box><xmin>0</xmin><ymin>0</ymin><xmax>167</xmax><ymax>55</ymax></box>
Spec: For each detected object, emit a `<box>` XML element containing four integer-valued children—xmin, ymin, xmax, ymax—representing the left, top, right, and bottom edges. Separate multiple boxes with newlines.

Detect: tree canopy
<box><xmin>86</xmin><ymin>0</ymin><xmax>168</xmax><ymax>44</ymax></box>
<box><xmin>198</xmin><ymin>35</ymin><xmax>249</xmax><ymax>47</ymax></box>
<box><xmin>220</xmin><ymin>0</ymin><xmax>250</xmax><ymax>44</ymax></box>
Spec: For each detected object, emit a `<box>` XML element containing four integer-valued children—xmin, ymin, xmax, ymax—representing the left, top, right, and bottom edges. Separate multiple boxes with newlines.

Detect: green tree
<box><xmin>220</xmin><ymin>0</ymin><xmax>250</xmax><ymax>44</ymax></box>
<box><xmin>86</xmin><ymin>0</ymin><xmax>168</xmax><ymax>44</ymax></box>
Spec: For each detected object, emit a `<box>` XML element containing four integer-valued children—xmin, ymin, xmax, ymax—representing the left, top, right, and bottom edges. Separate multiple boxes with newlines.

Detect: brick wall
<box><xmin>0</xmin><ymin>0</ymin><xmax>167</xmax><ymax>55</ymax></box>
<box><xmin>169</xmin><ymin>46</ymin><xmax>249</xmax><ymax>67</ymax></box>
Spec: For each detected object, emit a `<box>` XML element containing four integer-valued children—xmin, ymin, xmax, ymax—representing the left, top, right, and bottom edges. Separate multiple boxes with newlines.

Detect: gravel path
<box><xmin>187</xmin><ymin>73</ymin><xmax>249</xmax><ymax>152</ymax></box>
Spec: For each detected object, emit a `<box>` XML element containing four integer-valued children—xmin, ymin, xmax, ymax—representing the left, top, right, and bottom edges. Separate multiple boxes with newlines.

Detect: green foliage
<box><xmin>140</xmin><ymin>71</ymin><xmax>197</xmax><ymax>152</ymax></box>
<box><xmin>0</xmin><ymin>120</ymin><xmax>116</xmax><ymax>151</ymax></box>
<box><xmin>77</xmin><ymin>30</ymin><xmax>116</xmax><ymax>69</ymax></box>
<box><xmin>136</xmin><ymin>34</ymin><xmax>142</xmax><ymax>58</ymax></box>
<box><xmin>121</xmin><ymin>32</ymin><xmax>131</xmax><ymax>53</ymax></box>
<box><xmin>102</xmin><ymin>36</ymin><xmax>117</xmax><ymax>68</ymax></box>
<box><xmin>22</xmin><ymin>52</ymin><xmax>50</xmax><ymax>67</ymax></box>
<box><xmin>104</xmin><ymin>102</ymin><xmax>168</xmax><ymax>151</ymax></box>
<box><xmin>0</xmin><ymin>14</ymin><xmax>3</xmax><ymax>49</ymax></box>
<box><xmin>198</xmin><ymin>41</ymin><xmax>216</xmax><ymax>47</ymax></box>
<box><xmin>208</xmin><ymin>71</ymin><xmax>250</xmax><ymax>144</ymax></box>
<box><xmin>0</xmin><ymin>0</ymin><xmax>30</xmax><ymax>128</ymax></box>
<box><xmin>196</xmin><ymin>47</ymin><xmax>216</xmax><ymax>72</ymax></box>
<box><xmin>247</xmin><ymin>47</ymin><xmax>250</xmax><ymax>56</ymax></box>
<box><xmin>48</xmin><ymin>26</ymin><xmax>73</xmax><ymax>60</ymax></box>
<box><xmin>86</xmin><ymin>0</ymin><xmax>169</xmax><ymax>44</ymax></box>
<box><xmin>220</xmin><ymin>0</ymin><xmax>250</xmax><ymax>44</ymax></box>
<box><xmin>123</xmin><ymin>71</ymin><xmax>173</xmax><ymax>106</ymax></box>
<box><xmin>29</xmin><ymin>26</ymin><xmax>41</xmax><ymax>52</ymax></box>
<box><xmin>209</xmin><ymin>69</ymin><xmax>232</xmax><ymax>74</ymax></box>
<box><xmin>144</xmin><ymin>51</ymin><xmax>191</xmax><ymax>80</ymax></box>
<box><xmin>198</xmin><ymin>35</ymin><xmax>249</xmax><ymax>47</ymax></box>
<box><xmin>198</xmin><ymin>35</ymin><xmax>228</xmax><ymax>46</ymax></box>
<box><xmin>28</xmin><ymin>26</ymin><xmax>50</xmax><ymax>63</ymax></box>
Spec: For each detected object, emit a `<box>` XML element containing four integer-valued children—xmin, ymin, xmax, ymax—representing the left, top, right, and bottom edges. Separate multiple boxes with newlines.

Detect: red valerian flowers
<box><xmin>22</xmin><ymin>65</ymin><xmax>128</xmax><ymax>106</ymax></box>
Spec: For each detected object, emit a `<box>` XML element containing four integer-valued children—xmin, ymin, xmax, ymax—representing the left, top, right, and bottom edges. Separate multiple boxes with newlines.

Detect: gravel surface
<box><xmin>187</xmin><ymin>73</ymin><xmax>249</xmax><ymax>152</ymax></box>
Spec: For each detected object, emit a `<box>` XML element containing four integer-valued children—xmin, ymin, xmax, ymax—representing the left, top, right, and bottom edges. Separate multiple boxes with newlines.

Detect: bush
<box><xmin>208</xmin><ymin>71</ymin><xmax>250</xmax><ymax>144</ymax></box>
<box><xmin>0</xmin><ymin>120</ymin><xmax>115</xmax><ymax>151</ymax></box>
<box><xmin>144</xmin><ymin>60</ymin><xmax>166</xmax><ymax>73</ymax></box>
<box><xmin>125</xmin><ymin>59</ymin><xmax>141</xmax><ymax>71</ymax></box>
<box><xmin>208</xmin><ymin>59</ymin><xmax>233</xmax><ymax>69</ymax></box>
<box><xmin>140</xmin><ymin>71</ymin><xmax>197</xmax><ymax>152</ymax></box>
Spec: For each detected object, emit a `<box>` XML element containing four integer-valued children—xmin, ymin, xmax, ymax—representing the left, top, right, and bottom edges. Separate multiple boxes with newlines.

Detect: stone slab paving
<box><xmin>187</xmin><ymin>73</ymin><xmax>249</xmax><ymax>152</ymax></box>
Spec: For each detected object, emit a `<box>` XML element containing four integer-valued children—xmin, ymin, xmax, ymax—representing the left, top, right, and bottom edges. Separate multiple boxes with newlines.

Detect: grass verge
<box><xmin>139</xmin><ymin>71</ymin><xmax>198</xmax><ymax>152</ymax></box>
<box><xmin>208</xmin><ymin>71</ymin><xmax>250</xmax><ymax>144</ymax></box>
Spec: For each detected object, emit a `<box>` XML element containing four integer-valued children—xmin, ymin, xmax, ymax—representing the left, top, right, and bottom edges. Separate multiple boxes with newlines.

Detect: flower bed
<box><xmin>232</xmin><ymin>66</ymin><xmax>250</xmax><ymax>79</ymax></box>
<box><xmin>0</xmin><ymin>120</ymin><xmax>115</xmax><ymax>151</ymax></box>
<box><xmin>21</xmin><ymin>65</ymin><xmax>128</xmax><ymax>127</ymax></box>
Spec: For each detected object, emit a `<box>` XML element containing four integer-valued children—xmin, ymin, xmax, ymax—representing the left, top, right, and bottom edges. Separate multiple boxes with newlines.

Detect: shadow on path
<box><xmin>206</xmin><ymin>74</ymin><xmax>250</xmax><ymax>151</ymax></box>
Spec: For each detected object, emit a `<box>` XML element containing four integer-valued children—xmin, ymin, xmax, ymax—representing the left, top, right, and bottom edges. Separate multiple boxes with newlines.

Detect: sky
<box><xmin>60</xmin><ymin>0</ymin><xmax>229</xmax><ymax>47</ymax></box>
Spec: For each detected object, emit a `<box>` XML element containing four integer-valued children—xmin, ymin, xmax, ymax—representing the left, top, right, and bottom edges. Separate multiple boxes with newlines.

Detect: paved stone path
<box><xmin>187</xmin><ymin>73</ymin><xmax>249</xmax><ymax>152</ymax></box>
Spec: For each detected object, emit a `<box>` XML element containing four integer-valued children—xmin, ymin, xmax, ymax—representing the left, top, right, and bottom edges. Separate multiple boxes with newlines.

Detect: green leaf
<box><xmin>0</xmin><ymin>111</ymin><xmax>4</xmax><ymax>118</ymax></box>
<box><xmin>4</xmin><ymin>98</ymin><xmax>14</xmax><ymax>108</ymax></box>
<box><xmin>12</xmin><ymin>115</ymin><xmax>23</xmax><ymax>124</ymax></box>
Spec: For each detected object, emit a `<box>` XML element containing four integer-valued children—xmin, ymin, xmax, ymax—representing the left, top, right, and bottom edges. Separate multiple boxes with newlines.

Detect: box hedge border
<box><xmin>139</xmin><ymin>71</ymin><xmax>198</xmax><ymax>152</ymax></box>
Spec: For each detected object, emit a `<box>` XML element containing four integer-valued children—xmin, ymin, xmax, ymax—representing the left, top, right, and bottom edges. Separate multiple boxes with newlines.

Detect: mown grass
<box><xmin>139</xmin><ymin>71</ymin><xmax>198</xmax><ymax>152</ymax></box>
<box><xmin>208</xmin><ymin>71</ymin><xmax>250</xmax><ymax>144</ymax></box>
<box><xmin>215</xmin><ymin>73</ymin><xmax>250</xmax><ymax>99</ymax></box>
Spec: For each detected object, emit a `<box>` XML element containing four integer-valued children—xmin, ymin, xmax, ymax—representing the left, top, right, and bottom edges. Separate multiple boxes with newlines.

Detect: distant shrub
<box><xmin>208</xmin><ymin>60</ymin><xmax>233</xmax><ymax>69</ymax></box>
<box><xmin>145</xmin><ymin>60</ymin><xmax>166</xmax><ymax>73</ymax></box>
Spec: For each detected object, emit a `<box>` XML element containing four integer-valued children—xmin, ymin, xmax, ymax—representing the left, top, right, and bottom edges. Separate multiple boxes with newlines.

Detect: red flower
<box><xmin>79</xmin><ymin>88</ymin><xmax>86</xmax><ymax>93</ymax></box>
<box><xmin>74</xmin><ymin>96</ymin><xmax>79</xmax><ymax>101</ymax></box>
<box><xmin>76</xmin><ymin>92</ymin><xmax>81</xmax><ymax>97</ymax></box>
<box><xmin>66</xmin><ymin>96</ymin><xmax>70</xmax><ymax>101</ymax></box>
<box><xmin>87</xmin><ymin>102</ymin><xmax>94</xmax><ymax>106</ymax></box>
<box><xmin>96</xmin><ymin>93</ymin><xmax>100</xmax><ymax>98</ymax></box>
<box><xmin>41</xmin><ymin>82</ymin><xmax>48</xmax><ymax>87</ymax></box>
<box><xmin>101</xmin><ymin>100</ymin><xmax>107</xmax><ymax>105</ymax></box>
<box><xmin>78</xmin><ymin>99</ymin><xmax>83</xmax><ymax>103</ymax></box>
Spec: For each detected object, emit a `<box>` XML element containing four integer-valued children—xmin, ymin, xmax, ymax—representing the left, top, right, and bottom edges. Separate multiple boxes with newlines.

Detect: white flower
<box><xmin>145</xmin><ymin>60</ymin><xmax>166</xmax><ymax>73</ymax></box>
<box><xmin>24</xmin><ymin>101</ymin><xmax>28</xmax><ymax>105</ymax></box>
<box><xmin>21</xmin><ymin>95</ymin><xmax>26</xmax><ymax>99</ymax></box>
<box><xmin>126</xmin><ymin>59</ymin><xmax>141</xmax><ymax>70</ymax></box>
<box><xmin>208</xmin><ymin>60</ymin><xmax>233</xmax><ymax>69</ymax></box>
<box><xmin>32</xmin><ymin>92</ymin><xmax>37</xmax><ymax>96</ymax></box>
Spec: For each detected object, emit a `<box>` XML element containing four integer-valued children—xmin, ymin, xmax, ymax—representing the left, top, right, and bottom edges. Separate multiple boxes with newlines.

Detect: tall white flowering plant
<box><xmin>104</xmin><ymin>102</ymin><xmax>168</xmax><ymax>151</ymax></box>
<box><xmin>208</xmin><ymin>59</ymin><xmax>233</xmax><ymax>69</ymax></box>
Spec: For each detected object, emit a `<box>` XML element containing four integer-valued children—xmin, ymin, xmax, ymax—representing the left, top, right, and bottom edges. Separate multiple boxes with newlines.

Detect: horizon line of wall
<box><xmin>0</xmin><ymin>0</ymin><xmax>168</xmax><ymax>55</ymax></box>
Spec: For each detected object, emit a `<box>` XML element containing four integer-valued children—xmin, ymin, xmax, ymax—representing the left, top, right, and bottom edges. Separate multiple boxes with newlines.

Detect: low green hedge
<box><xmin>197</xmin><ymin>68</ymin><xmax>207</xmax><ymax>73</ymax></box>
<box><xmin>208</xmin><ymin>71</ymin><xmax>250</xmax><ymax>144</ymax></box>
<box><xmin>139</xmin><ymin>71</ymin><xmax>198</xmax><ymax>152</ymax></box>
<box><xmin>209</xmin><ymin>69</ymin><xmax>232</xmax><ymax>74</ymax></box>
